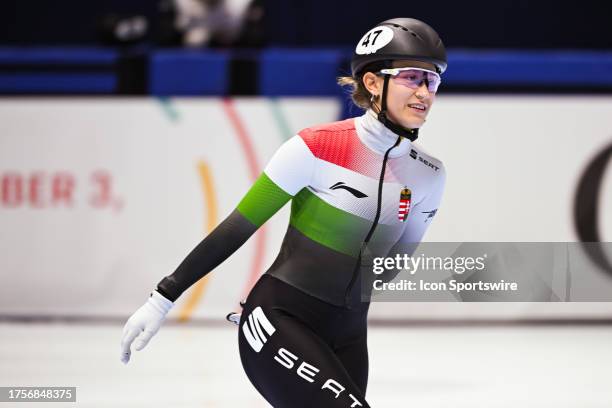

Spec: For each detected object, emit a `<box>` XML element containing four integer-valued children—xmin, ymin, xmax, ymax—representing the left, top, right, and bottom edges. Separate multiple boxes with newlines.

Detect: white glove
<box><xmin>120</xmin><ymin>290</ymin><xmax>173</xmax><ymax>364</ymax></box>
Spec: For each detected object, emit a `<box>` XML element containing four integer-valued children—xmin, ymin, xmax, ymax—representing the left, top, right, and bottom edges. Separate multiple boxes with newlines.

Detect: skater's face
<box><xmin>362</xmin><ymin>60</ymin><xmax>438</xmax><ymax>129</ymax></box>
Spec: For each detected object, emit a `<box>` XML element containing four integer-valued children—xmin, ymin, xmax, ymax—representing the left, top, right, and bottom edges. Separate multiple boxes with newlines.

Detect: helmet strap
<box><xmin>376</xmin><ymin>75</ymin><xmax>419</xmax><ymax>142</ymax></box>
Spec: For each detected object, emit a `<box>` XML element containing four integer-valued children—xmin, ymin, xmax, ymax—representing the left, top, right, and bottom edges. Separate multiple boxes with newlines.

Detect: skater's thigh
<box><xmin>239</xmin><ymin>305</ymin><xmax>370</xmax><ymax>408</ymax></box>
<box><xmin>334</xmin><ymin>333</ymin><xmax>369</xmax><ymax>395</ymax></box>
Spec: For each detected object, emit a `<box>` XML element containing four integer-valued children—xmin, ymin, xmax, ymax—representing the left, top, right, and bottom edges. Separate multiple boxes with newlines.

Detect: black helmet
<box><xmin>351</xmin><ymin>18</ymin><xmax>447</xmax><ymax>76</ymax></box>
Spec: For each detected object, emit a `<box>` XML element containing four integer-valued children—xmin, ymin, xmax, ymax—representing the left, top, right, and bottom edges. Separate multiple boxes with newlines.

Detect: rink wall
<box><xmin>1</xmin><ymin>96</ymin><xmax>611</xmax><ymax>321</ymax></box>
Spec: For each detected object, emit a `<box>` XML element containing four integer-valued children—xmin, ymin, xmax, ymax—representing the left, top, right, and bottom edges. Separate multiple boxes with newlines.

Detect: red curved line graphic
<box><xmin>222</xmin><ymin>98</ymin><xmax>267</xmax><ymax>300</ymax></box>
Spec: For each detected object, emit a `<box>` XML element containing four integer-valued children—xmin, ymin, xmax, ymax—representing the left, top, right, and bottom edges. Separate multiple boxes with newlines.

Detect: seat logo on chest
<box><xmin>329</xmin><ymin>182</ymin><xmax>368</xmax><ymax>198</ymax></box>
<box><xmin>398</xmin><ymin>187</ymin><xmax>412</xmax><ymax>222</ymax></box>
<box><xmin>410</xmin><ymin>149</ymin><xmax>440</xmax><ymax>171</ymax></box>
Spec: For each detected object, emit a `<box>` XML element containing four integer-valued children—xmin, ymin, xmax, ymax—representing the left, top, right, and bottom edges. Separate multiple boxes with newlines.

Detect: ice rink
<box><xmin>1</xmin><ymin>321</ymin><xmax>611</xmax><ymax>407</ymax></box>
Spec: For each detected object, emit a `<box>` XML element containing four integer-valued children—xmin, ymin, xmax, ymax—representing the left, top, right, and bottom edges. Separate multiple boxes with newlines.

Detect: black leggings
<box><xmin>238</xmin><ymin>274</ymin><xmax>372</xmax><ymax>407</ymax></box>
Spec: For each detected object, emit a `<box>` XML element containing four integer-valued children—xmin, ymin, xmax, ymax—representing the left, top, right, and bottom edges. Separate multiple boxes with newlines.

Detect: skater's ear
<box><xmin>361</xmin><ymin>71</ymin><xmax>383</xmax><ymax>100</ymax></box>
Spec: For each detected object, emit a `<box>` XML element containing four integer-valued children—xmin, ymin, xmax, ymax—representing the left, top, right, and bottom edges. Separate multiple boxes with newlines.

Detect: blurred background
<box><xmin>1</xmin><ymin>0</ymin><xmax>611</xmax><ymax>407</ymax></box>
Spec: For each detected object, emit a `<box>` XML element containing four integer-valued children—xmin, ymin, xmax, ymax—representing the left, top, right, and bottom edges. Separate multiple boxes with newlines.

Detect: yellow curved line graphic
<box><xmin>178</xmin><ymin>160</ymin><xmax>217</xmax><ymax>322</ymax></box>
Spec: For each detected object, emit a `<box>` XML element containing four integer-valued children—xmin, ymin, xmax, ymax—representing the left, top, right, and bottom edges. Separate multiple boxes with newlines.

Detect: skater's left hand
<box><xmin>120</xmin><ymin>290</ymin><xmax>173</xmax><ymax>364</ymax></box>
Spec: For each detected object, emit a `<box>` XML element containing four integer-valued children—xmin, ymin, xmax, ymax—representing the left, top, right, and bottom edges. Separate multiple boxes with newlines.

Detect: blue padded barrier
<box><xmin>0</xmin><ymin>47</ymin><xmax>118</xmax><ymax>93</ymax></box>
<box><xmin>259</xmin><ymin>48</ymin><xmax>346</xmax><ymax>96</ymax></box>
<box><xmin>149</xmin><ymin>50</ymin><xmax>230</xmax><ymax>96</ymax></box>
<box><xmin>0</xmin><ymin>47</ymin><xmax>117</xmax><ymax>64</ymax></box>
<box><xmin>444</xmin><ymin>50</ymin><xmax>612</xmax><ymax>86</ymax></box>
<box><xmin>1</xmin><ymin>48</ymin><xmax>612</xmax><ymax>95</ymax></box>
<box><xmin>0</xmin><ymin>74</ymin><xmax>116</xmax><ymax>93</ymax></box>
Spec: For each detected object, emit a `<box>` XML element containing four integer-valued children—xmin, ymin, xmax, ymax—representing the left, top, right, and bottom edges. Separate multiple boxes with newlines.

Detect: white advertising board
<box><xmin>1</xmin><ymin>96</ymin><xmax>611</xmax><ymax>320</ymax></box>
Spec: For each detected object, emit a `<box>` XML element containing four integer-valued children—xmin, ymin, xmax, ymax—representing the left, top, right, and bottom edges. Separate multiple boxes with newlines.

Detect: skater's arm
<box><xmin>155</xmin><ymin>208</ymin><xmax>262</xmax><ymax>301</ymax></box>
<box><xmin>156</xmin><ymin>135</ymin><xmax>317</xmax><ymax>301</ymax></box>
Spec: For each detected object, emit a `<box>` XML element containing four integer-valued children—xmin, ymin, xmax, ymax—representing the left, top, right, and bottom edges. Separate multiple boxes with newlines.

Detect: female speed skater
<box><xmin>121</xmin><ymin>17</ymin><xmax>448</xmax><ymax>407</ymax></box>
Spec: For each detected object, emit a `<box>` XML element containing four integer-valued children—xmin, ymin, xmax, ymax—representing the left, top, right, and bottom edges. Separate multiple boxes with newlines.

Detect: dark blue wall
<box><xmin>263</xmin><ymin>0</ymin><xmax>611</xmax><ymax>48</ymax></box>
<box><xmin>1</xmin><ymin>0</ymin><xmax>610</xmax><ymax>48</ymax></box>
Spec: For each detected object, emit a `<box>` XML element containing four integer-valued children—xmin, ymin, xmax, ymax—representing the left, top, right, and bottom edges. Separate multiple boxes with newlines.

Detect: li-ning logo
<box><xmin>242</xmin><ymin>306</ymin><xmax>276</xmax><ymax>352</ymax></box>
<box><xmin>410</xmin><ymin>149</ymin><xmax>440</xmax><ymax>172</ymax></box>
<box><xmin>330</xmin><ymin>182</ymin><xmax>368</xmax><ymax>198</ymax></box>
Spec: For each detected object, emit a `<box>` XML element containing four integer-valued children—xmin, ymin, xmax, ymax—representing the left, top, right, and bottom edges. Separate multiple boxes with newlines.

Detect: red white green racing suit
<box><xmin>156</xmin><ymin>110</ymin><xmax>446</xmax><ymax>407</ymax></box>
<box><xmin>156</xmin><ymin>109</ymin><xmax>446</xmax><ymax>306</ymax></box>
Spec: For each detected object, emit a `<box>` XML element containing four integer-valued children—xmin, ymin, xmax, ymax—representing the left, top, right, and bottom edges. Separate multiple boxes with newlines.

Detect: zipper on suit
<box><xmin>344</xmin><ymin>135</ymin><xmax>403</xmax><ymax>308</ymax></box>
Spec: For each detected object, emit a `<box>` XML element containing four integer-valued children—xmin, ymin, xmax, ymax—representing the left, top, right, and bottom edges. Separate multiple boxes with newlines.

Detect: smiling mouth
<box><xmin>408</xmin><ymin>103</ymin><xmax>427</xmax><ymax>113</ymax></box>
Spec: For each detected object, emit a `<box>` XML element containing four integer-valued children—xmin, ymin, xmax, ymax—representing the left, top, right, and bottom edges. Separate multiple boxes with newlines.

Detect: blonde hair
<box><xmin>337</xmin><ymin>75</ymin><xmax>377</xmax><ymax>110</ymax></box>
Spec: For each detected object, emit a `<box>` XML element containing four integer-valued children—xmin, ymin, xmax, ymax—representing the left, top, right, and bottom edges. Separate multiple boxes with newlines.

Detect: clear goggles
<box><xmin>379</xmin><ymin>67</ymin><xmax>442</xmax><ymax>93</ymax></box>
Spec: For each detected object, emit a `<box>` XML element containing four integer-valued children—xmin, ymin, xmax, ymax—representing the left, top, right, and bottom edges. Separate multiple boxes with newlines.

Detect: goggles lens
<box><xmin>379</xmin><ymin>67</ymin><xmax>441</xmax><ymax>93</ymax></box>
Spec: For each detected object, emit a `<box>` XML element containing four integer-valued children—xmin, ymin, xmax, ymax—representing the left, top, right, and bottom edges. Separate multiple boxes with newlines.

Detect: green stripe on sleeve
<box><xmin>236</xmin><ymin>172</ymin><xmax>292</xmax><ymax>227</ymax></box>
